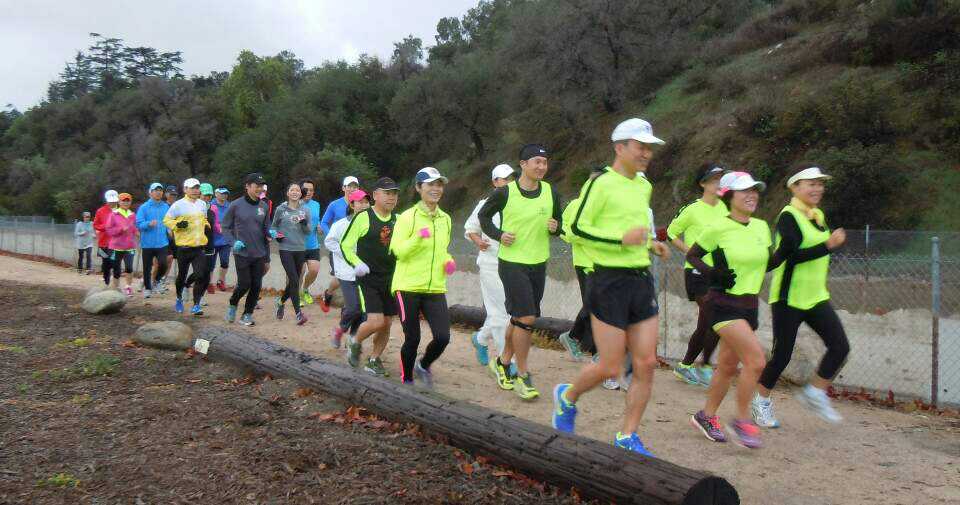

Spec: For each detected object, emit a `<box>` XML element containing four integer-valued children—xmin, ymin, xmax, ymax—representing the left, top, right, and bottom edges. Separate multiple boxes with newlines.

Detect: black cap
<box><xmin>698</xmin><ymin>164</ymin><xmax>726</xmax><ymax>183</ymax></box>
<box><xmin>520</xmin><ymin>143</ymin><xmax>549</xmax><ymax>161</ymax></box>
<box><xmin>243</xmin><ymin>172</ymin><xmax>266</xmax><ymax>185</ymax></box>
<box><xmin>373</xmin><ymin>177</ymin><xmax>399</xmax><ymax>191</ymax></box>
<box><xmin>165</xmin><ymin>185</ymin><xmax>178</xmax><ymax>194</ymax></box>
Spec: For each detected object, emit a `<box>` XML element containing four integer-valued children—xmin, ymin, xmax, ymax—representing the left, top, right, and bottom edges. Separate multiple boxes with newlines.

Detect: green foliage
<box><xmin>37</xmin><ymin>473</ymin><xmax>80</xmax><ymax>488</ymax></box>
<box><xmin>79</xmin><ymin>355</ymin><xmax>120</xmax><ymax>377</ymax></box>
<box><xmin>219</xmin><ymin>50</ymin><xmax>303</xmax><ymax>132</ymax></box>
<box><xmin>292</xmin><ymin>146</ymin><xmax>378</xmax><ymax>197</ymax></box>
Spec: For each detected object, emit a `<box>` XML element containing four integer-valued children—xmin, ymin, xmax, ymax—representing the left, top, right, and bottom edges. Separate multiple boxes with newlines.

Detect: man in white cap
<box><xmin>163</xmin><ymin>177</ymin><xmax>210</xmax><ymax>316</ymax></box>
<box><xmin>317</xmin><ymin>176</ymin><xmax>361</xmax><ymax>308</ymax></box>
<box><xmin>464</xmin><ymin>164</ymin><xmax>515</xmax><ymax>366</ymax></box>
<box><xmin>553</xmin><ymin>118</ymin><xmax>664</xmax><ymax>457</ymax></box>
<box><xmin>93</xmin><ymin>189</ymin><xmax>120</xmax><ymax>287</ymax></box>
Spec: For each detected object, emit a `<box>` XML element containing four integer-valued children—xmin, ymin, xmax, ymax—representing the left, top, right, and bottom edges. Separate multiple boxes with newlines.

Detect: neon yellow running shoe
<box><xmin>514</xmin><ymin>373</ymin><xmax>540</xmax><ymax>401</ymax></box>
<box><xmin>488</xmin><ymin>358</ymin><xmax>514</xmax><ymax>390</ymax></box>
<box><xmin>301</xmin><ymin>291</ymin><xmax>314</xmax><ymax>305</ymax></box>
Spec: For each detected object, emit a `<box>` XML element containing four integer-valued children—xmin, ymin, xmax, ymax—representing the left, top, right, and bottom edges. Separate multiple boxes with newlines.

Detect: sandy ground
<box><xmin>6</xmin><ymin>254</ymin><xmax>959</xmax><ymax>505</ymax></box>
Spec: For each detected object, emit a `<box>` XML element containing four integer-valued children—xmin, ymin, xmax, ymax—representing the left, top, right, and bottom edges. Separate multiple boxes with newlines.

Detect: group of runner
<box><xmin>82</xmin><ymin>116</ymin><xmax>852</xmax><ymax>455</ymax></box>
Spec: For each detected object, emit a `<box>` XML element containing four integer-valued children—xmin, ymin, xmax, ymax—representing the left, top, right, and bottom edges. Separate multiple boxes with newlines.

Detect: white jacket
<box><xmin>324</xmin><ymin>217</ymin><xmax>355</xmax><ymax>281</ymax></box>
<box><xmin>464</xmin><ymin>198</ymin><xmax>500</xmax><ymax>267</ymax></box>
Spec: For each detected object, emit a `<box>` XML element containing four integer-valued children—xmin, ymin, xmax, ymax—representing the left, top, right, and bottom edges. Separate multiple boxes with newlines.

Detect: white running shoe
<box><xmin>602</xmin><ymin>377</ymin><xmax>620</xmax><ymax>390</ymax></box>
<box><xmin>796</xmin><ymin>384</ymin><xmax>842</xmax><ymax>424</ymax></box>
<box><xmin>751</xmin><ymin>394</ymin><xmax>781</xmax><ymax>428</ymax></box>
<box><xmin>143</xmin><ymin>289</ymin><xmax>152</xmax><ymax>299</ymax></box>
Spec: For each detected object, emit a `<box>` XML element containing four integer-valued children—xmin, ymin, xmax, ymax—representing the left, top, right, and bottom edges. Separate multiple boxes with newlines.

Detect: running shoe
<box><xmin>470</xmin><ymin>332</ymin><xmax>489</xmax><ymax>366</ymax></box>
<box><xmin>123</xmin><ymin>286</ymin><xmax>133</xmax><ymax>297</ymax></box>
<box><xmin>558</xmin><ymin>331</ymin><xmax>585</xmax><ymax>362</ymax></box>
<box><xmin>347</xmin><ymin>340</ymin><xmax>362</xmax><ymax>368</ymax></box>
<box><xmin>673</xmin><ymin>363</ymin><xmax>700</xmax><ymax>385</ymax></box>
<box><xmin>201</xmin><ymin>300</ymin><xmax>208</xmax><ymax>307</ymax></box>
<box><xmin>207</xmin><ymin>284</ymin><xmax>216</xmax><ymax>295</ymax></box>
<box><xmin>318</xmin><ymin>291</ymin><xmax>331</xmax><ymax>313</ymax></box>
<box><xmin>613</xmin><ymin>432</ymin><xmax>654</xmax><ymax>457</ymax></box>
<box><xmin>602</xmin><ymin>377</ymin><xmax>621</xmax><ymax>390</ymax></box>
<box><xmin>795</xmin><ymin>384</ymin><xmax>842</xmax><ymax>424</ymax></box>
<box><xmin>365</xmin><ymin>357</ymin><xmax>388</xmax><ymax>377</ymax></box>
<box><xmin>401</xmin><ymin>379</ymin><xmax>414</xmax><ymax>387</ymax></box>
<box><xmin>552</xmin><ymin>384</ymin><xmax>577</xmax><ymax>433</ymax></box>
<box><xmin>690</xmin><ymin>410</ymin><xmax>727</xmax><ymax>442</ymax></box>
<box><xmin>143</xmin><ymin>289</ymin><xmax>152</xmax><ymax>299</ymax></box>
<box><xmin>508</xmin><ymin>361</ymin><xmax>518</xmax><ymax>377</ymax></box>
<box><xmin>296</xmin><ymin>311</ymin><xmax>308</xmax><ymax>326</ymax></box>
<box><xmin>488</xmin><ymin>358</ymin><xmax>514</xmax><ymax>390</ymax></box>
<box><xmin>191</xmin><ymin>304</ymin><xmax>203</xmax><ymax>316</ymax></box>
<box><xmin>240</xmin><ymin>313</ymin><xmax>255</xmax><ymax>326</ymax></box>
<box><xmin>216</xmin><ymin>280</ymin><xmax>227</xmax><ymax>292</ymax></box>
<box><xmin>729</xmin><ymin>419</ymin><xmax>762</xmax><ymax>449</ymax></box>
<box><xmin>696</xmin><ymin>365</ymin><xmax>714</xmax><ymax>387</ymax></box>
<box><xmin>514</xmin><ymin>373</ymin><xmax>540</xmax><ymax>401</ymax></box>
<box><xmin>414</xmin><ymin>360</ymin><xmax>434</xmax><ymax>389</ymax></box>
<box><xmin>330</xmin><ymin>327</ymin><xmax>344</xmax><ymax>349</ymax></box>
<box><xmin>751</xmin><ymin>394</ymin><xmax>781</xmax><ymax>428</ymax></box>
<box><xmin>174</xmin><ymin>299</ymin><xmax>184</xmax><ymax>314</ymax></box>
<box><xmin>274</xmin><ymin>297</ymin><xmax>284</xmax><ymax>320</ymax></box>
<box><xmin>226</xmin><ymin>305</ymin><xmax>238</xmax><ymax>323</ymax></box>
<box><xmin>301</xmin><ymin>291</ymin><xmax>314</xmax><ymax>305</ymax></box>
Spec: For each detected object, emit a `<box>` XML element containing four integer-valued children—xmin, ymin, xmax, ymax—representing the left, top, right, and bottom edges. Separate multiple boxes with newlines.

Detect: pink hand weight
<box><xmin>419</xmin><ymin>227</ymin><xmax>431</xmax><ymax>238</ymax></box>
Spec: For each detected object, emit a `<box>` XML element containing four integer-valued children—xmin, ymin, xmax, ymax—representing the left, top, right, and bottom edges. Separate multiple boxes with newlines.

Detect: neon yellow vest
<box><xmin>768</xmin><ymin>205</ymin><xmax>831</xmax><ymax>309</ymax></box>
<box><xmin>498</xmin><ymin>181</ymin><xmax>552</xmax><ymax>265</ymax></box>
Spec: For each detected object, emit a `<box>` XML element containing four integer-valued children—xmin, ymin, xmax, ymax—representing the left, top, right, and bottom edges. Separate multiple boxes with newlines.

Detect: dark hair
<box><xmin>300</xmin><ymin>178</ymin><xmax>315</xmax><ymax>188</ymax></box>
<box><xmin>286</xmin><ymin>182</ymin><xmax>304</xmax><ymax>196</ymax></box>
<box><xmin>721</xmin><ymin>190</ymin><xmax>735</xmax><ymax>207</ymax></box>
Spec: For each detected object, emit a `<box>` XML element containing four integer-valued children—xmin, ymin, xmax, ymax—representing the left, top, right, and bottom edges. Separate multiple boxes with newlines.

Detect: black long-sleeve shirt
<box><xmin>478</xmin><ymin>181</ymin><xmax>563</xmax><ymax>242</ymax></box>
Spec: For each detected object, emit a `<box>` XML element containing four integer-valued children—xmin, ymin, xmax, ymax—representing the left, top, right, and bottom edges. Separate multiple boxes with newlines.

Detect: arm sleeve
<box><xmin>339</xmin><ymin>212</ymin><xmax>369</xmax><ymax>267</ymax></box>
<box><xmin>135</xmin><ymin>208</ymin><xmax>150</xmax><ymax>232</ymax></box>
<box><xmin>463</xmin><ymin>200</ymin><xmax>484</xmax><ymax>238</ymax></box>
<box><xmin>686</xmin><ymin>243</ymin><xmax>713</xmax><ymax>274</ymax></box>
<box><xmin>324</xmin><ymin>221</ymin><xmax>343</xmax><ymax>253</ymax></box>
<box><xmin>320</xmin><ymin>201</ymin><xmax>337</xmax><ymax>235</ymax></box>
<box><xmin>559</xmin><ymin>199</ymin><xmax>579</xmax><ymax>244</ymax></box>
<box><xmin>571</xmin><ymin>177</ymin><xmax>621</xmax><ymax>244</ymax></box>
<box><xmin>162</xmin><ymin>202</ymin><xmax>180</xmax><ymax>231</ymax></box>
<box><xmin>478</xmin><ymin>187</ymin><xmax>508</xmax><ymax>241</ymax></box>
<box><xmin>270</xmin><ymin>207</ymin><xmax>282</xmax><ymax>233</ymax></box>
<box><xmin>221</xmin><ymin>204</ymin><xmax>236</xmax><ymax>243</ymax></box>
<box><xmin>767</xmin><ymin>213</ymin><xmax>830</xmax><ymax>271</ymax></box>
<box><xmin>93</xmin><ymin>209</ymin><xmax>107</xmax><ymax>234</ymax></box>
<box><xmin>74</xmin><ymin>222</ymin><xmax>84</xmax><ymax>237</ymax></box>
<box><xmin>666</xmin><ymin>206</ymin><xmax>689</xmax><ymax>241</ymax></box>
<box><xmin>550</xmin><ymin>189</ymin><xmax>563</xmax><ymax>236</ymax></box>
<box><xmin>389</xmin><ymin>210</ymin><xmax>426</xmax><ymax>260</ymax></box>
<box><xmin>261</xmin><ymin>205</ymin><xmax>271</xmax><ymax>252</ymax></box>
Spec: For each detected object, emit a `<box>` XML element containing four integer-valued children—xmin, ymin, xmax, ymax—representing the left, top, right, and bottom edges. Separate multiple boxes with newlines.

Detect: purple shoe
<box><xmin>729</xmin><ymin>419</ymin><xmax>762</xmax><ymax>449</ymax></box>
<box><xmin>690</xmin><ymin>410</ymin><xmax>727</xmax><ymax>443</ymax></box>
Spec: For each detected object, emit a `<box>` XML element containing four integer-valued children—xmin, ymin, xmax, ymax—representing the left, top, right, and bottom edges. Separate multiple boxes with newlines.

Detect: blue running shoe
<box><xmin>414</xmin><ymin>360</ymin><xmax>434</xmax><ymax>389</ymax></box>
<box><xmin>225</xmin><ymin>305</ymin><xmax>238</xmax><ymax>323</ymax></box>
<box><xmin>191</xmin><ymin>304</ymin><xmax>203</xmax><ymax>316</ymax></box>
<box><xmin>673</xmin><ymin>363</ymin><xmax>699</xmax><ymax>385</ymax></box>
<box><xmin>471</xmin><ymin>332</ymin><xmax>489</xmax><ymax>366</ymax></box>
<box><xmin>552</xmin><ymin>384</ymin><xmax>577</xmax><ymax>433</ymax></box>
<box><xmin>696</xmin><ymin>365</ymin><xmax>714</xmax><ymax>387</ymax></box>
<box><xmin>614</xmin><ymin>432</ymin><xmax>654</xmax><ymax>457</ymax></box>
<box><xmin>174</xmin><ymin>298</ymin><xmax>184</xmax><ymax>314</ymax></box>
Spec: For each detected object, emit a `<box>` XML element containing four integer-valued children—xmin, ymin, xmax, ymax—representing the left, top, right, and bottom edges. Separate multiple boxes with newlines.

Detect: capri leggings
<box><xmin>759</xmin><ymin>301</ymin><xmax>850</xmax><ymax>390</ymax></box>
<box><xmin>279</xmin><ymin>250</ymin><xmax>306</xmax><ymax>313</ymax></box>
<box><xmin>397</xmin><ymin>291</ymin><xmax>450</xmax><ymax>383</ymax></box>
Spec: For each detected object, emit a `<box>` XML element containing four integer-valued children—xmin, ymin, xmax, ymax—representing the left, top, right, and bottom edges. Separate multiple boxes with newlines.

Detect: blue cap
<box><xmin>215</xmin><ymin>187</ymin><xmax>230</xmax><ymax>194</ymax></box>
<box><xmin>149</xmin><ymin>182</ymin><xmax>163</xmax><ymax>192</ymax></box>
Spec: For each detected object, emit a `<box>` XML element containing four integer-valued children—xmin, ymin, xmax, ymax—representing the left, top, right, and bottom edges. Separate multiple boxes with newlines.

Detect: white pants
<box><xmin>477</xmin><ymin>259</ymin><xmax>509</xmax><ymax>355</ymax></box>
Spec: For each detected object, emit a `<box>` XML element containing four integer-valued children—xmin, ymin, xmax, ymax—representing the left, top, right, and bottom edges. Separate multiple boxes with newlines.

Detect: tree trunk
<box><xmin>449</xmin><ymin>304</ymin><xmax>574</xmax><ymax>336</ymax></box>
<box><xmin>192</xmin><ymin>326</ymin><xmax>739</xmax><ymax>505</ymax></box>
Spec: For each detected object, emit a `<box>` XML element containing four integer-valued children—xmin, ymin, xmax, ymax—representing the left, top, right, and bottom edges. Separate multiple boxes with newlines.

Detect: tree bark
<box><xmin>192</xmin><ymin>326</ymin><xmax>739</xmax><ymax>505</ymax></box>
<box><xmin>449</xmin><ymin>303</ymin><xmax>574</xmax><ymax>335</ymax></box>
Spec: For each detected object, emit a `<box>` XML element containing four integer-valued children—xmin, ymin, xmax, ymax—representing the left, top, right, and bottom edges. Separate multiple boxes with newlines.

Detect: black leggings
<box><xmin>230</xmin><ymin>255</ymin><xmax>266</xmax><ymax>316</ymax></box>
<box><xmin>175</xmin><ymin>247</ymin><xmax>207</xmax><ymax>305</ymax></box>
<box><xmin>569</xmin><ymin>266</ymin><xmax>596</xmax><ymax>354</ymax></box>
<box><xmin>759</xmin><ymin>301</ymin><xmax>850</xmax><ymax>390</ymax></box>
<box><xmin>279</xmin><ymin>250</ymin><xmax>306</xmax><ymax>313</ymax></box>
<box><xmin>141</xmin><ymin>247</ymin><xmax>168</xmax><ymax>290</ymax></box>
<box><xmin>397</xmin><ymin>292</ymin><xmax>451</xmax><ymax>382</ymax></box>
<box><xmin>100</xmin><ymin>247</ymin><xmax>113</xmax><ymax>285</ymax></box>
<box><xmin>681</xmin><ymin>294</ymin><xmax>720</xmax><ymax>366</ymax></box>
<box><xmin>77</xmin><ymin>248</ymin><xmax>92</xmax><ymax>271</ymax></box>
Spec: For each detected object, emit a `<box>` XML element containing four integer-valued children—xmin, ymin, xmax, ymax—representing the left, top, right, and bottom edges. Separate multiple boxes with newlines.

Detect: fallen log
<box><xmin>449</xmin><ymin>303</ymin><xmax>574</xmax><ymax>336</ymax></box>
<box><xmin>193</xmin><ymin>326</ymin><xmax>738</xmax><ymax>505</ymax></box>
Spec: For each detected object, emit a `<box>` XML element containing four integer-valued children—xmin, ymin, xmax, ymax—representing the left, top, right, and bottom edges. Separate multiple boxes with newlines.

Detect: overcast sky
<box><xmin>1</xmin><ymin>0</ymin><xmax>479</xmax><ymax>111</ymax></box>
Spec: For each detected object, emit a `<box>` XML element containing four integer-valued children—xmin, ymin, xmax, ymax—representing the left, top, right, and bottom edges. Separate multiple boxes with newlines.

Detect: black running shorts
<box><xmin>358</xmin><ymin>274</ymin><xmax>398</xmax><ymax>317</ymax></box>
<box><xmin>305</xmin><ymin>248</ymin><xmax>321</xmax><ymax>262</ymax></box>
<box><xmin>498</xmin><ymin>259</ymin><xmax>546</xmax><ymax>318</ymax></box>
<box><xmin>709</xmin><ymin>292</ymin><xmax>759</xmax><ymax>331</ymax></box>
<box><xmin>589</xmin><ymin>266</ymin><xmax>658</xmax><ymax>330</ymax></box>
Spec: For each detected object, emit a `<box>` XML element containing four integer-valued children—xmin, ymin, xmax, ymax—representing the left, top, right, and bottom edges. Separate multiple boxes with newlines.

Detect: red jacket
<box><xmin>93</xmin><ymin>204</ymin><xmax>113</xmax><ymax>248</ymax></box>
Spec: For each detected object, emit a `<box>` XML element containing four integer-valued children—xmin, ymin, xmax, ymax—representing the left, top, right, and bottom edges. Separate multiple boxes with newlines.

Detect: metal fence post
<box><xmin>50</xmin><ymin>218</ymin><xmax>55</xmax><ymax>259</ymax></box>
<box><xmin>931</xmin><ymin>237</ymin><xmax>941</xmax><ymax>407</ymax></box>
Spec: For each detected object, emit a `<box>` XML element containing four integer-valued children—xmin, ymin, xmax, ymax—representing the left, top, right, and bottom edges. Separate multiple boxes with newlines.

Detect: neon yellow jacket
<box><xmin>163</xmin><ymin>197</ymin><xmax>209</xmax><ymax>247</ymax></box>
<box><xmin>389</xmin><ymin>202</ymin><xmax>453</xmax><ymax>294</ymax></box>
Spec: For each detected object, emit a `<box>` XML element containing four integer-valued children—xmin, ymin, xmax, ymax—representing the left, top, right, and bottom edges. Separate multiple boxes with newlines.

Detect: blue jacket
<box><xmin>136</xmin><ymin>199</ymin><xmax>171</xmax><ymax>248</ymax></box>
<box><xmin>303</xmin><ymin>199</ymin><xmax>321</xmax><ymax>249</ymax></box>
<box><xmin>320</xmin><ymin>197</ymin><xmax>348</xmax><ymax>235</ymax></box>
<box><xmin>212</xmin><ymin>200</ymin><xmax>231</xmax><ymax>247</ymax></box>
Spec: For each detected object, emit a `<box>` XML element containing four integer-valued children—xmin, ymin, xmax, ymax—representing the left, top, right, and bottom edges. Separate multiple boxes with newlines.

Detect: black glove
<box><xmin>712</xmin><ymin>267</ymin><xmax>737</xmax><ymax>290</ymax></box>
<box><xmin>176</xmin><ymin>221</ymin><xmax>189</xmax><ymax>229</ymax></box>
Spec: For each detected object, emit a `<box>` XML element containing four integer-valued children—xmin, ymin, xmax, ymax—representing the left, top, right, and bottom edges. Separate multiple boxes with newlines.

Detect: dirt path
<box><xmin>3</xmin><ymin>255</ymin><xmax>959</xmax><ymax>504</ymax></box>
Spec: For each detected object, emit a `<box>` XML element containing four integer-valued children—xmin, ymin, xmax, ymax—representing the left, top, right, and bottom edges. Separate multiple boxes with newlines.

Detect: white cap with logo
<box><xmin>342</xmin><ymin>176</ymin><xmax>359</xmax><ymax>187</ymax></box>
<box><xmin>611</xmin><ymin>118</ymin><xmax>665</xmax><ymax>145</ymax></box>
<box><xmin>104</xmin><ymin>190</ymin><xmax>119</xmax><ymax>203</ymax></box>
<box><xmin>787</xmin><ymin>166</ymin><xmax>832</xmax><ymax>187</ymax></box>
<box><xmin>718</xmin><ymin>171</ymin><xmax>766</xmax><ymax>196</ymax></box>
<box><xmin>491</xmin><ymin>164</ymin><xmax>514</xmax><ymax>180</ymax></box>
<box><xmin>415</xmin><ymin>167</ymin><xmax>449</xmax><ymax>184</ymax></box>
<box><xmin>183</xmin><ymin>178</ymin><xmax>201</xmax><ymax>190</ymax></box>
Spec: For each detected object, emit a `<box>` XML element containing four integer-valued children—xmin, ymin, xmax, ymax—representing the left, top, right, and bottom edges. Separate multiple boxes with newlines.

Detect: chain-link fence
<box><xmin>2</xmin><ymin>215</ymin><xmax>958</xmax><ymax>407</ymax></box>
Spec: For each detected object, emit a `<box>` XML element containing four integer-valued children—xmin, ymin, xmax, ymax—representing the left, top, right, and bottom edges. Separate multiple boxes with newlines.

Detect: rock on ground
<box><xmin>133</xmin><ymin>321</ymin><xmax>193</xmax><ymax>351</ymax></box>
<box><xmin>81</xmin><ymin>289</ymin><xmax>126</xmax><ymax>314</ymax></box>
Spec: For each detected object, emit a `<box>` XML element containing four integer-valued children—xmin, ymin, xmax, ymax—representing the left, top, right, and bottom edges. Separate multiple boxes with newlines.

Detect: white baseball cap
<box><xmin>491</xmin><ymin>164</ymin><xmax>514</xmax><ymax>180</ymax></box>
<box><xmin>342</xmin><ymin>176</ymin><xmax>359</xmax><ymax>187</ymax></box>
<box><xmin>718</xmin><ymin>171</ymin><xmax>766</xmax><ymax>196</ymax></box>
<box><xmin>104</xmin><ymin>190</ymin><xmax>119</xmax><ymax>203</ymax></box>
<box><xmin>611</xmin><ymin>118</ymin><xmax>665</xmax><ymax>145</ymax></box>
<box><xmin>415</xmin><ymin>166</ymin><xmax>448</xmax><ymax>184</ymax></box>
<box><xmin>787</xmin><ymin>166</ymin><xmax>832</xmax><ymax>187</ymax></box>
<box><xmin>183</xmin><ymin>178</ymin><xmax>201</xmax><ymax>190</ymax></box>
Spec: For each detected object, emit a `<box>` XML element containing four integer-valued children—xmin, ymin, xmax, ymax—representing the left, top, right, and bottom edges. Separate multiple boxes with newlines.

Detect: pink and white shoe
<box><xmin>330</xmin><ymin>327</ymin><xmax>344</xmax><ymax>349</ymax></box>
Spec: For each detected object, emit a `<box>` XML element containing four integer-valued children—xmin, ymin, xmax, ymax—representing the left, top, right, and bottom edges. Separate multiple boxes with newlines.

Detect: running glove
<box><xmin>419</xmin><ymin>227</ymin><xmax>431</xmax><ymax>238</ymax></box>
<box><xmin>713</xmin><ymin>267</ymin><xmax>737</xmax><ymax>290</ymax></box>
<box><xmin>354</xmin><ymin>262</ymin><xmax>370</xmax><ymax>277</ymax></box>
<box><xmin>444</xmin><ymin>259</ymin><xmax>456</xmax><ymax>275</ymax></box>
<box><xmin>176</xmin><ymin>220</ymin><xmax>189</xmax><ymax>229</ymax></box>
<box><xmin>232</xmin><ymin>240</ymin><xmax>246</xmax><ymax>252</ymax></box>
